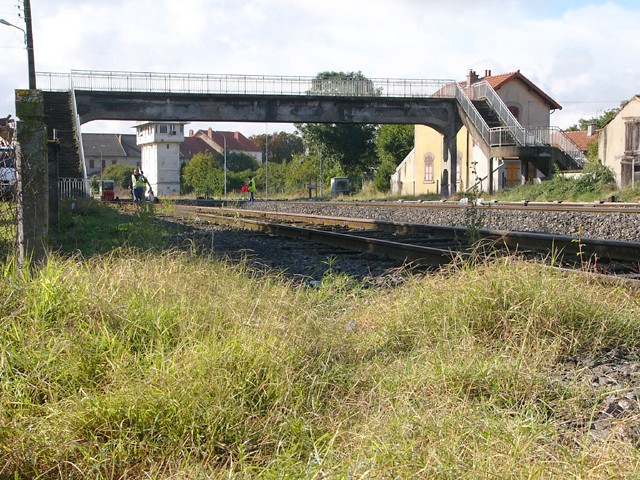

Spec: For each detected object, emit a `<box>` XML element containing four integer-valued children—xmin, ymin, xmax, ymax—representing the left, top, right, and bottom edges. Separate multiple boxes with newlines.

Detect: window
<box><xmin>508</xmin><ymin>105</ymin><xmax>520</xmax><ymax>121</ymax></box>
<box><xmin>158</xmin><ymin>124</ymin><xmax>168</xmax><ymax>133</ymax></box>
<box><xmin>625</xmin><ymin>120</ymin><xmax>640</xmax><ymax>154</ymax></box>
<box><xmin>424</xmin><ymin>153</ymin><xmax>434</xmax><ymax>182</ymax></box>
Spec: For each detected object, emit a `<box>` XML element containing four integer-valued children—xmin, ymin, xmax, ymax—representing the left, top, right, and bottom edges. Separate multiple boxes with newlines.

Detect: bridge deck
<box><xmin>37</xmin><ymin>70</ymin><xmax>457</xmax><ymax>99</ymax></box>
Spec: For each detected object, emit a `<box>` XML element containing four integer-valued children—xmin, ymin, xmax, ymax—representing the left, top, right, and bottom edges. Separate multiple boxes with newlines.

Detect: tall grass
<box><xmin>2</xmin><ymin>238</ymin><xmax>640</xmax><ymax>478</ymax></box>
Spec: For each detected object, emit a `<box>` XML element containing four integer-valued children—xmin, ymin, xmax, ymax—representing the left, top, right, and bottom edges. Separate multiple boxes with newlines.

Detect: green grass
<box><xmin>2</xmin><ymin>201</ymin><xmax>640</xmax><ymax>478</ymax></box>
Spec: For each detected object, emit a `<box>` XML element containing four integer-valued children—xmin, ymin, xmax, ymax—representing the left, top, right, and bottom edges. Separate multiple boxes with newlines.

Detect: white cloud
<box><xmin>0</xmin><ymin>0</ymin><xmax>638</xmax><ymax>136</ymax></box>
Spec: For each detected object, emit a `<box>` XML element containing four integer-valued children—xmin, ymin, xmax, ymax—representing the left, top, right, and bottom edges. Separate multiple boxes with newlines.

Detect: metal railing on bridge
<box><xmin>36</xmin><ymin>69</ymin><xmax>586</xmax><ymax>166</ymax></box>
<box><xmin>37</xmin><ymin>70</ymin><xmax>456</xmax><ymax>99</ymax></box>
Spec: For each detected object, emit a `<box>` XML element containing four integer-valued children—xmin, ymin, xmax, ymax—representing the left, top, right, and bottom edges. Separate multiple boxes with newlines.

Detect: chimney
<box><xmin>587</xmin><ymin>124</ymin><xmax>596</xmax><ymax>136</ymax></box>
<box><xmin>189</xmin><ymin>129</ymin><xmax>194</xmax><ymax>137</ymax></box>
<box><xmin>467</xmin><ymin>69</ymin><xmax>479</xmax><ymax>85</ymax></box>
<box><xmin>484</xmin><ymin>69</ymin><xmax>492</xmax><ymax>77</ymax></box>
<box><xmin>207</xmin><ymin>127</ymin><xmax>213</xmax><ymax>138</ymax></box>
<box><xmin>234</xmin><ymin>132</ymin><xmax>240</xmax><ymax>140</ymax></box>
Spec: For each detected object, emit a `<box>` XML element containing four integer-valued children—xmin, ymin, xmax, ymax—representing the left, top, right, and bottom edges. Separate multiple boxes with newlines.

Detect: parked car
<box><xmin>0</xmin><ymin>146</ymin><xmax>16</xmax><ymax>201</ymax></box>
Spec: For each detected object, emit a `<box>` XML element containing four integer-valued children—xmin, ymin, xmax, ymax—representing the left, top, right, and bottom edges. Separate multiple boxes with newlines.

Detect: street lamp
<box><xmin>0</xmin><ymin>0</ymin><xmax>36</xmax><ymax>89</ymax></box>
<box><xmin>265</xmin><ymin>123</ymin><xmax>269</xmax><ymax>200</ymax></box>
<box><xmin>223</xmin><ymin>134</ymin><xmax>227</xmax><ymax>197</ymax></box>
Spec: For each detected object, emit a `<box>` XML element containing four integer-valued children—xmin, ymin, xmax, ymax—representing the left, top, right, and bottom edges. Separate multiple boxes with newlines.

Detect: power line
<box><xmin>559</xmin><ymin>100</ymin><xmax>623</xmax><ymax>104</ymax></box>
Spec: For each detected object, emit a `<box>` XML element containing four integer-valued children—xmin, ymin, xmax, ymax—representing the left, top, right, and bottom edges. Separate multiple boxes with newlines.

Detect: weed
<box><xmin>462</xmin><ymin>190</ymin><xmax>486</xmax><ymax>245</ymax></box>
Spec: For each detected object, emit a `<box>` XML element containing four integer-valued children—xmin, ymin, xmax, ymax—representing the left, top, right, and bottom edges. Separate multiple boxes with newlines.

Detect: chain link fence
<box><xmin>0</xmin><ymin>117</ymin><xmax>18</xmax><ymax>259</ymax></box>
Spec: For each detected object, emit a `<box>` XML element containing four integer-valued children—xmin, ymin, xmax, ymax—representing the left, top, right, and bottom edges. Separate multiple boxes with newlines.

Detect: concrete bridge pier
<box><xmin>15</xmin><ymin>89</ymin><xmax>48</xmax><ymax>266</ymax></box>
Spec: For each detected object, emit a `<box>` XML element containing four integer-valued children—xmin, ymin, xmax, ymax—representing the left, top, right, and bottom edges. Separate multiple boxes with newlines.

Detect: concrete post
<box><xmin>447</xmin><ymin>133</ymin><xmax>458</xmax><ymax>195</ymax></box>
<box><xmin>15</xmin><ymin>89</ymin><xmax>48</xmax><ymax>265</ymax></box>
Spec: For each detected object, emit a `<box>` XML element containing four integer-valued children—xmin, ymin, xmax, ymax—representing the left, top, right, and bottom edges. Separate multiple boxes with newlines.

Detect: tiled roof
<box><xmin>486</xmin><ymin>71</ymin><xmax>562</xmax><ymax>110</ymax></box>
<box><xmin>563</xmin><ymin>130</ymin><xmax>597</xmax><ymax>152</ymax></box>
<box><xmin>180</xmin><ymin>137</ymin><xmax>219</xmax><ymax>159</ymax></box>
<box><xmin>197</xmin><ymin>130</ymin><xmax>261</xmax><ymax>153</ymax></box>
<box><xmin>462</xmin><ymin>70</ymin><xmax>562</xmax><ymax>111</ymax></box>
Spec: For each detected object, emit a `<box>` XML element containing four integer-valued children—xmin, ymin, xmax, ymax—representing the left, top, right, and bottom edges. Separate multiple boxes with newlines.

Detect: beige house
<box><xmin>598</xmin><ymin>95</ymin><xmax>640</xmax><ymax>187</ymax></box>
<box><xmin>392</xmin><ymin>70</ymin><xmax>578</xmax><ymax>196</ymax></box>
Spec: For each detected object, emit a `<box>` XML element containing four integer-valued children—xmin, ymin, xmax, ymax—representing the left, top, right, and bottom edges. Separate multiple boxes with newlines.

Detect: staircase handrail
<box><xmin>527</xmin><ymin>126</ymin><xmax>586</xmax><ymax>165</ymax></box>
<box><xmin>444</xmin><ymin>81</ymin><xmax>491</xmax><ymax>145</ymax></box>
<box><xmin>470</xmin><ymin>81</ymin><xmax>586</xmax><ymax>165</ymax></box>
<box><xmin>69</xmin><ymin>83</ymin><xmax>88</xmax><ymax>180</ymax></box>
<box><xmin>470</xmin><ymin>81</ymin><xmax>526</xmax><ymax>145</ymax></box>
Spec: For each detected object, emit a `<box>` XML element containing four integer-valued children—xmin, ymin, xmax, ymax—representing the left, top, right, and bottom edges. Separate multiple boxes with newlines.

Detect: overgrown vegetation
<box><xmin>2</xmin><ymin>201</ymin><xmax>640</xmax><ymax>477</ymax></box>
<box><xmin>492</xmin><ymin>146</ymin><xmax>622</xmax><ymax>203</ymax></box>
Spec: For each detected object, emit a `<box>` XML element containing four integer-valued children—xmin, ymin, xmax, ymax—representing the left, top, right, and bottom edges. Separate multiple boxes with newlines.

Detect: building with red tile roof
<box><xmin>563</xmin><ymin>126</ymin><xmax>597</xmax><ymax>153</ymax></box>
<box><xmin>188</xmin><ymin>128</ymin><xmax>262</xmax><ymax>163</ymax></box>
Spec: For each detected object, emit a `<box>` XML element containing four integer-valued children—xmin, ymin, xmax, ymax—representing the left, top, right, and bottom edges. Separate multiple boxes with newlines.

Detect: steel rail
<box><xmin>260</xmin><ymin>199</ymin><xmax>640</xmax><ymax>215</ymax></box>
<box><xmin>173</xmin><ymin>207</ymin><xmax>465</xmax><ymax>267</ymax></box>
<box><xmin>174</xmin><ymin>205</ymin><xmax>640</xmax><ymax>266</ymax></box>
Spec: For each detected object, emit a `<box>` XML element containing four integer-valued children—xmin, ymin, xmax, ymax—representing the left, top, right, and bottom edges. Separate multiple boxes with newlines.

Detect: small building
<box><xmin>598</xmin><ymin>95</ymin><xmax>640</xmax><ymax>187</ymax></box>
<box><xmin>188</xmin><ymin>128</ymin><xmax>262</xmax><ymax>163</ymax></box>
<box><xmin>563</xmin><ymin>124</ymin><xmax>598</xmax><ymax>158</ymax></box>
<box><xmin>179</xmin><ymin>135</ymin><xmax>221</xmax><ymax>164</ymax></box>
<box><xmin>135</xmin><ymin>121</ymin><xmax>188</xmax><ymax>197</ymax></box>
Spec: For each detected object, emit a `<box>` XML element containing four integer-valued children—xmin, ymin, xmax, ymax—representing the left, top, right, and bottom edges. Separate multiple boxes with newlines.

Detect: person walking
<box><xmin>248</xmin><ymin>176</ymin><xmax>256</xmax><ymax>202</ymax></box>
<box><xmin>131</xmin><ymin>167</ymin><xmax>152</xmax><ymax>206</ymax></box>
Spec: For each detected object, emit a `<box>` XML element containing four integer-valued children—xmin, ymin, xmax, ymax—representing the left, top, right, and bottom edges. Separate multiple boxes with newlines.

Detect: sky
<box><xmin>1</xmin><ymin>0</ymin><xmax>639</xmax><ymax>138</ymax></box>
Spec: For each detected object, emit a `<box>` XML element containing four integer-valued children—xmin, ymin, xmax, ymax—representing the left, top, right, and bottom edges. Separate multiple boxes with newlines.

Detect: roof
<box><xmin>180</xmin><ymin>137</ymin><xmax>220</xmax><ymax>159</ymax></box>
<box><xmin>563</xmin><ymin>130</ymin><xmax>597</xmax><ymax>152</ymax></box>
<box><xmin>464</xmin><ymin>70</ymin><xmax>562</xmax><ymax>111</ymax></box>
<box><xmin>82</xmin><ymin>133</ymin><xmax>127</xmax><ymax>157</ymax></box>
<box><xmin>119</xmin><ymin>134</ymin><xmax>141</xmax><ymax>157</ymax></box>
<box><xmin>196</xmin><ymin>130</ymin><xmax>261</xmax><ymax>153</ymax></box>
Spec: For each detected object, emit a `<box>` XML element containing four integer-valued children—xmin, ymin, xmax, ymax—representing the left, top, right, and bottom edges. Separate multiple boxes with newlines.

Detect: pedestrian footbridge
<box><xmin>36</xmin><ymin>70</ymin><xmax>584</xmax><ymax>195</ymax></box>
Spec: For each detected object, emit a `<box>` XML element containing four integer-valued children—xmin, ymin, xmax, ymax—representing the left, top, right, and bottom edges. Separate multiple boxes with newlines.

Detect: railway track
<box><xmin>172</xmin><ymin>204</ymin><xmax>640</xmax><ymax>280</ymax></box>
<box><xmin>172</xmin><ymin>198</ymin><xmax>640</xmax><ymax>214</ymax></box>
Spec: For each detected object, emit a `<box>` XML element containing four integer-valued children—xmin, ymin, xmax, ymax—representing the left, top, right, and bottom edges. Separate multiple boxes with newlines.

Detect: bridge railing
<box><xmin>36</xmin><ymin>70</ymin><xmax>457</xmax><ymax>99</ymax></box>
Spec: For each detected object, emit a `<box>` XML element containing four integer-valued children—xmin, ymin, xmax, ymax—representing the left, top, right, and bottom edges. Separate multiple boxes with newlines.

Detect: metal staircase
<box><xmin>451</xmin><ymin>80</ymin><xmax>585</xmax><ymax>170</ymax></box>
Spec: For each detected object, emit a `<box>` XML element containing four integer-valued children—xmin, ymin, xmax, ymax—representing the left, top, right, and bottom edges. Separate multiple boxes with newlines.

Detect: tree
<box><xmin>223</xmin><ymin>151</ymin><xmax>260</xmax><ymax>172</ymax></box>
<box><xmin>102</xmin><ymin>163</ymin><xmax>135</xmax><ymax>190</ymax></box>
<box><xmin>250</xmin><ymin>131</ymin><xmax>304</xmax><ymax>164</ymax></box>
<box><xmin>376</xmin><ymin>124</ymin><xmax>414</xmax><ymax>166</ymax></box>
<box><xmin>181</xmin><ymin>152</ymin><xmax>224</xmax><ymax>196</ymax></box>
<box><xmin>254</xmin><ymin>161</ymin><xmax>288</xmax><ymax>195</ymax></box>
<box><xmin>296</xmin><ymin>71</ymin><xmax>379</xmax><ymax>179</ymax></box>
<box><xmin>296</xmin><ymin>121</ymin><xmax>377</xmax><ymax>179</ymax></box>
<box><xmin>373</xmin><ymin>124</ymin><xmax>414</xmax><ymax>192</ymax></box>
<box><xmin>565</xmin><ymin>108</ymin><xmax>620</xmax><ymax>131</ymax></box>
<box><xmin>309</xmin><ymin>70</ymin><xmax>379</xmax><ymax>96</ymax></box>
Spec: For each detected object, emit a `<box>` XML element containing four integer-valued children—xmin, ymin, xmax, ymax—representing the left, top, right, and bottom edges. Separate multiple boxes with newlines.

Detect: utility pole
<box><xmin>265</xmin><ymin>124</ymin><xmax>268</xmax><ymax>200</ymax></box>
<box><xmin>24</xmin><ymin>0</ymin><xmax>35</xmax><ymax>89</ymax></box>
<box><xmin>223</xmin><ymin>134</ymin><xmax>227</xmax><ymax>197</ymax></box>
